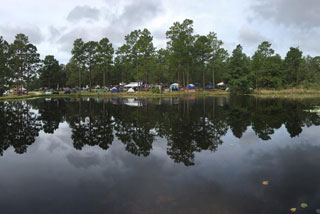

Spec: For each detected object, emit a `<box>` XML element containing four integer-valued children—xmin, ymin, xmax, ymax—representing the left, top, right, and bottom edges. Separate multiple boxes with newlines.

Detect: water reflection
<box><xmin>1</xmin><ymin>97</ymin><xmax>320</xmax><ymax>213</ymax></box>
<box><xmin>0</xmin><ymin>101</ymin><xmax>41</xmax><ymax>155</ymax></box>
<box><xmin>1</xmin><ymin>97</ymin><xmax>320</xmax><ymax>165</ymax></box>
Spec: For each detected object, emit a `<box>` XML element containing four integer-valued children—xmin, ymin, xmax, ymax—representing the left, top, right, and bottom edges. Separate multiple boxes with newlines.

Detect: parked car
<box><xmin>3</xmin><ymin>90</ymin><xmax>9</xmax><ymax>96</ymax></box>
<box><xmin>64</xmin><ymin>89</ymin><xmax>71</xmax><ymax>94</ymax></box>
<box><xmin>53</xmin><ymin>90</ymin><xmax>59</xmax><ymax>94</ymax></box>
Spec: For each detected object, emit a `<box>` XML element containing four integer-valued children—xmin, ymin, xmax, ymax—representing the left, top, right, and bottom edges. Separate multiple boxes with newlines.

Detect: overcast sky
<box><xmin>0</xmin><ymin>0</ymin><xmax>319</xmax><ymax>63</ymax></box>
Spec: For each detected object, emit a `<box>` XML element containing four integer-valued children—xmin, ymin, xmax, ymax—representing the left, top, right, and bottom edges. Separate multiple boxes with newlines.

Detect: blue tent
<box><xmin>110</xmin><ymin>87</ymin><xmax>120</xmax><ymax>93</ymax></box>
<box><xmin>188</xmin><ymin>84</ymin><xmax>196</xmax><ymax>90</ymax></box>
<box><xmin>206</xmin><ymin>84</ymin><xmax>213</xmax><ymax>89</ymax></box>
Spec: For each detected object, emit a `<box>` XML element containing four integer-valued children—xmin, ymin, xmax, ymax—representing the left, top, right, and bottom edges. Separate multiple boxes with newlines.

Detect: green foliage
<box><xmin>39</xmin><ymin>55</ymin><xmax>64</xmax><ymax>89</ymax></box>
<box><xmin>207</xmin><ymin>32</ymin><xmax>227</xmax><ymax>89</ymax></box>
<box><xmin>2</xmin><ymin>19</ymin><xmax>320</xmax><ymax>92</ymax></box>
<box><xmin>151</xmin><ymin>87</ymin><xmax>160</xmax><ymax>94</ymax></box>
<box><xmin>193</xmin><ymin>35</ymin><xmax>212</xmax><ymax>89</ymax></box>
<box><xmin>300</xmin><ymin>203</ymin><xmax>308</xmax><ymax>208</ymax></box>
<box><xmin>283</xmin><ymin>47</ymin><xmax>303</xmax><ymax>86</ymax></box>
<box><xmin>9</xmin><ymin>34</ymin><xmax>40</xmax><ymax>93</ymax></box>
<box><xmin>166</xmin><ymin>19</ymin><xmax>194</xmax><ymax>86</ymax></box>
<box><xmin>258</xmin><ymin>54</ymin><xmax>283</xmax><ymax>89</ymax></box>
<box><xmin>66</xmin><ymin>60</ymin><xmax>80</xmax><ymax>87</ymax></box>
<box><xmin>70</xmin><ymin>38</ymin><xmax>114</xmax><ymax>90</ymax></box>
<box><xmin>149</xmin><ymin>48</ymin><xmax>171</xmax><ymax>83</ymax></box>
<box><xmin>97</xmin><ymin>37</ymin><xmax>114</xmax><ymax>87</ymax></box>
<box><xmin>251</xmin><ymin>41</ymin><xmax>275</xmax><ymax>89</ymax></box>
<box><xmin>115</xmin><ymin>29</ymin><xmax>155</xmax><ymax>84</ymax></box>
<box><xmin>0</xmin><ymin>36</ymin><xmax>9</xmax><ymax>96</ymax></box>
<box><xmin>227</xmin><ymin>45</ymin><xmax>251</xmax><ymax>94</ymax></box>
<box><xmin>71</xmin><ymin>38</ymin><xmax>85</xmax><ymax>88</ymax></box>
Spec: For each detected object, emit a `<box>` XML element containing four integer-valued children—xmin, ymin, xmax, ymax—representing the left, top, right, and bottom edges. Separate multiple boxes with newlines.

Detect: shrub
<box><xmin>151</xmin><ymin>87</ymin><xmax>160</xmax><ymax>94</ymax></box>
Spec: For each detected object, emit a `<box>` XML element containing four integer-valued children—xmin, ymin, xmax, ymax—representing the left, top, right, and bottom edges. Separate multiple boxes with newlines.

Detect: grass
<box><xmin>252</xmin><ymin>88</ymin><xmax>320</xmax><ymax>98</ymax></box>
<box><xmin>3</xmin><ymin>88</ymin><xmax>320</xmax><ymax>101</ymax></box>
<box><xmin>0</xmin><ymin>90</ymin><xmax>229</xmax><ymax>101</ymax></box>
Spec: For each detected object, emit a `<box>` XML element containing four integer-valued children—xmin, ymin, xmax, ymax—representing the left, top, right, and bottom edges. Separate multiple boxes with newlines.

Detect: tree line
<box><xmin>1</xmin><ymin>19</ymin><xmax>320</xmax><ymax>95</ymax></box>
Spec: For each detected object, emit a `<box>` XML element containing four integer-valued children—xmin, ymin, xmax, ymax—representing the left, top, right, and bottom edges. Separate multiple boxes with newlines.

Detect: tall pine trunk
<box><xmin>19</xmin><ymin>68</ymin><xmax>23</xmax><ymax>96</ymax></box>
<box><xmin>187</xmin><ymin>72</ymin><xmax>189</xmax><ymax>92</ymax></box>
<box><xmin>78</xmin><ymin>68</ymin><xmax>81</xmax><ymax>89</ymax></box>
<box><xmin>255</xmin><ymin>71</ymin><xmax>258</xmax><ymax>89</ymax></box>
<box><xmin>182</xmin><ymin>71</ymin><xmax>185</xmax><ymax>91</ymax></box>
<box><xmin>103</xmin><ymin>70</ymin><xmax>106</xmax><ymax>88</ymax></box>
<box><xmin>89</xmin><ymin>65</ymin><xmax>92</xmax><ymax>92</ymax></box>
<box><xmin>212</xmin><ymin>66</ymin><xmax>215</xmax><ymax>90</ymax></box>
<box><xmin>202</xmin><ymin>65</ymin><xmax>205</xmax><ymax>90</ymax></box>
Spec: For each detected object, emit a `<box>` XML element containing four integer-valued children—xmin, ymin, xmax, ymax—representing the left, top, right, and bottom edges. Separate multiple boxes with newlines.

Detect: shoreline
<box><xmin>0</xmin><ymin>90</ymin><xmax>229</xmax><ymax>101</ymax></box>
<box><xmin>2</xmin><ymin>89</ymin><xmax>320</xmax><ymax>101</ymax></box>
<box><xmin>251</xmin><ymin>89</ymin><xmax>320</xmax><ymax>99</ymax></box>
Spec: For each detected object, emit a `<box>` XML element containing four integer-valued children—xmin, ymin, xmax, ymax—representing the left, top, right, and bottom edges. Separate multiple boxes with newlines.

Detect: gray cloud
<box><xmin>0</xmin><ymin>24</ymin><xmax>44</xmax><ymax>44</ymax></box>
<box><xmin>252</xmin><ymin>0</ymin><xmax>320</xmax><ymax>28</ymax></box>
<box><xmin>57</xmin><ymin>28</ymin><xmax>89</xmax><ymax>52</ymax></box>
<box><xmin>113</xmin><ymin>0</ymin><xmax>163</xmax><ymax>27</ymax></box>
<box><xmin>152</xmin><ymin>29</ymin><xmax>166</xmax><ymax>41</ymax></box>
<box><xmin>67</xmin><ymin>5</ymin><xmax>101</xmax><ymax>22</ymax></box>
<box><xmin>248</xmin><ymin>0</ymin><xmax>320</xmax><ymax>56</ymax></box>
<box><xmin>54</xmin><ymin>0</ymin><xmax>163</xmax><ymax>54</ymax></box>
<box><xmin>101</xmin><ymin>0</ymin><xmax>163</xmax><ymax>45</ymax></box>
<box><xmin>48</xmin><ymin>26</ymin><xmax>62</xmax><ymax>41</ymax></box>
<box><xmin>291</xmin><ymin>29</ymin><xmax>320</xmax><ymax>54</ymax></box>
<box><xmin>66</xmin><ymin>152</ymin><xmax>102</xmax><ymax>169</ymax></box>
<box><xmin>238</xmin><ymin>26</ymin><xmax>268</xmax><ymax>46</ymax></box>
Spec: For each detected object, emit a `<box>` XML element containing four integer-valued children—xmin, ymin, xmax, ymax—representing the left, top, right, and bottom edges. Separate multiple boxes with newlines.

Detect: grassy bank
<box><xmin>252</xmin><ymin>89</ymin><xmax>320</xmax><ymax>98</ymax></box>
<box><xmin>3</xmin><ymin>89</ymin><xmax>320</xmax><ymax>101</ymax></box>
<box><xmin>0</xmin><ymin>90</ymin><xmax>229</xmax><ymax>101</ymax></box>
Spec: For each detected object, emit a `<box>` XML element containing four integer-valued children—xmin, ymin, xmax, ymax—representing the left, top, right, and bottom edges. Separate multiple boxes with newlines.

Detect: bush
<box><xmin>151</xmin><ymin>87</ymin><xmax>160</xmax><ymax>94</ymax></box>
<box><xmin>229</xmin><ymin>77</ymin><xmax>251</xmax><ymax>95</ymax></box>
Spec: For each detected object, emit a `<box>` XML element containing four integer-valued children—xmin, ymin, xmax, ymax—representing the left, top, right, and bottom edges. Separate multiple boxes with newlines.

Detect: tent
<box><xmin>206</xmin><ymin>84</ymin><xmax>214</xmax><ymax>89</ymax></box>
<box><xmin>186</xmin><ymin>84</ymin><xmax>196</xmax><ymax>92</ymax></box>
<box><xmin>124</xmin><ymin>98</ymin><xmax>143</xmax><ymax>107</ymax></box>
<box><xmin>124</xmin><ymin>82</ymin><xmax>142</xmax><ymax>89</ymax></box>
<box><xmin>216</xmin><ymin>82</ymin><xmax>226</xmax><ymax>90</ymax></box>
<box><xmin>188</xmin><ymin>84</ymin><xmax>196</xmax><ymax>89</ymax></box>
<box><xmin>170</xmin><ymin>83</ymin><xmax>179</xmax><ymax>91</ymax></box>
<box><xmin>127</xmin><ymin>88</ymin><xmax>135</xmax><ymax>93</ymax></box>
<box><xmin>110</xmin><ymin>87</ymin><xmax>119</xmax><ymax>93</ymax></box>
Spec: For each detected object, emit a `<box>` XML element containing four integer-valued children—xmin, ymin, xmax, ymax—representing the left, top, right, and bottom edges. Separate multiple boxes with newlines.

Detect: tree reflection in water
<box><xmin>1</xmin><ymin>97</ymin><xmax>320</xmax><ymax>165</ymax></box>
<box><xmin>0</xmin><ymin>101</ymin><xmax>41</xmax><ymax>155</ymax></box>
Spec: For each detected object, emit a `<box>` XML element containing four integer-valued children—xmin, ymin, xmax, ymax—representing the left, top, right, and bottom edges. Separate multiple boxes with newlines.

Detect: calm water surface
<box><xmin>0</xmin><ymin>96</ymin><xmax>320</xmax><ymax>213</ymax></box>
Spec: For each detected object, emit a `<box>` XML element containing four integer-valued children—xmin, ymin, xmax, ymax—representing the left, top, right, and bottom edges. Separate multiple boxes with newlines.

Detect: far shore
<box><xmin>252</xmin><ymin>89</ymin><xmax>320</xmax><ymax>98</ymax></box>
<box><xmin>2</xmin><ymin>89</ymin><xmax>320</xmax><ymax>101</ymax></box>
<box><xmin>0</xmin><ymin>90</ymin><xmax>228</xmax><ymax>101</ymax></box>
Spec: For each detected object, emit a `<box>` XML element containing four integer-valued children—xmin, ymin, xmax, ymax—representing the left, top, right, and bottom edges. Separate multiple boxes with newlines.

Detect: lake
<box><xmin>0</xmin><ymin>96</ymin><xmax>319</xmax><ymax>213</ymax></box>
